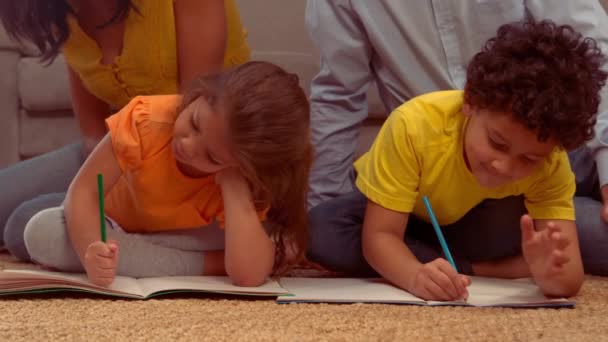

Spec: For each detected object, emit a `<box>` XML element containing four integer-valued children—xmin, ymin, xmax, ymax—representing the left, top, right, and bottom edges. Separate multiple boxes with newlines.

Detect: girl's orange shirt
<box><xmin>104</xmin><ymin>95</ymin><xmax>266</xmax><ymax>233</ymax></box>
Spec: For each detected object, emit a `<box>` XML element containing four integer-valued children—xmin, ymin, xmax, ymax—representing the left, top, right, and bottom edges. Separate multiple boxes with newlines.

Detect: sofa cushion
<box><xmin>18</xmin><ymin>55</ymin><xmax>72</xmax><ymax>114</ymax></box>
<box><xmin>18</xmin><ymin>109</ymin><xmax>80</xmax><ymax>158</ymax></box>
<box><xmin>238</xmin><ymin>0</ymin><xmax>386</xmax><ymax>119</ymax></box>
<box><xmin>0</xmin><ymin>50</ymin><xmax>20</xmax><ymax>167</ymax></box>
<box><xmin>356</xmin><ymin>119</ymin><xmax>383</xmax><ymax>158</ymax></box>
<box><xmin>0</xmin><ymin>25</ymin><xmax>17</xmax><ymax>50</ymax></box>
<box><xmin>251</xmin><ymin>51</ymin><xmax>318</xmax><ymax>97</ymax></box>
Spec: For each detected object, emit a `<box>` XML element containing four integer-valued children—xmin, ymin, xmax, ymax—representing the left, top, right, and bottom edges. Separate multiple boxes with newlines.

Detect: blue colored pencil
<box><xmin>422</xmin><ymin>196</ymin><xmax>458</xmax><ymax>272</ymax></box>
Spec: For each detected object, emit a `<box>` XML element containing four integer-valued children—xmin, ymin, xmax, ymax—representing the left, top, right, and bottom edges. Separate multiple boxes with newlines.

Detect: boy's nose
<box><xmin>490</xmin><ymin>158</ymin><xmax>514</xmax><ymax>178</ymax></box>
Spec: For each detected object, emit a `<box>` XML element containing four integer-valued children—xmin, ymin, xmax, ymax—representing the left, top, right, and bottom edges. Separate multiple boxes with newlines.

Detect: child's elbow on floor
<box><xmin>545</xmin><ymin>274</ymin><xmax>584</xmax><ymax>298</ymax></box>
<box><xmin>229</xmin><ymin>272</ymin><xmax>267</xmax><ymax>288</ymax></box>
<box><xmin>563</xmin><ymin>276</ymin><xmax>585</xmax><ymax>298</ymax></box>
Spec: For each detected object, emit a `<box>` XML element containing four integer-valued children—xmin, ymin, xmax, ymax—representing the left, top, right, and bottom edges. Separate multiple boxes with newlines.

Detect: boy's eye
<box><xmin>522</xmin><ymin>156</ymin><xmax>539</xmax><ymax>164</ymax></box>
<box><xmin>488</xmin><ymin>137</ymin><xmax>507</xmax><ymax>151</ymax></box>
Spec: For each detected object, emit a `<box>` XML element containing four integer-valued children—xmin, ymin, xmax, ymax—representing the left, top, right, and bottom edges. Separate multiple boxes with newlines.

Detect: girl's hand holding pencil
<box><xmin>84</xmin><ymin>240</ymin><xmax>119</xmax><ymax>287</ymax></box>
<box><xmin>83</xmin><ymin>173</ymin><xmax>119</xmax><ymax>287</ymax></box>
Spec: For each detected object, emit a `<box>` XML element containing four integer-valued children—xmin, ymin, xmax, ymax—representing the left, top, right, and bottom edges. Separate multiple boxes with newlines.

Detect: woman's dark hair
<box><xmin>465</xmin><ymin>19</ymin><xmax>607</xmax><ymax>149</ymax></box>
<box><xmin>0</xmin><ymin>0</ymin><xmax>136</xmax><ymax>62</ymax></box>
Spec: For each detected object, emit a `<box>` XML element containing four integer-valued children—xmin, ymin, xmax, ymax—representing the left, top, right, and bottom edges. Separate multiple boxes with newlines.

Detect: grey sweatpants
<box><xmin>24</xmin><ymin>207</ymin><xmax>225</xmax><ymax>278</ymax></box>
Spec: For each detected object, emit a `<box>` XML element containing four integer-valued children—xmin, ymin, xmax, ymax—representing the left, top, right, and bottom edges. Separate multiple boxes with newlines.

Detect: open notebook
<box><xmin>277</xmin><ymin>277</ymin><xmax>575</xmax><ymax>308</ymax></box>
<box><xmin>0</xmin><ymin>269</ymin><xmax>288</xmax><ymax>299</ymax></box>
<box><xmin>0</xmin><ymin>270</ymin><xmax>575</xmax><ymax>307</ymax></box>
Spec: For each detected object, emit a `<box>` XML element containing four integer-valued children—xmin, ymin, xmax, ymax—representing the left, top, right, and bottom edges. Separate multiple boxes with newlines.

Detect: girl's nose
<box><xmin>180</xmin><ymin>137</ymin><xmax>196</xmax><ymax>158</ymax></box>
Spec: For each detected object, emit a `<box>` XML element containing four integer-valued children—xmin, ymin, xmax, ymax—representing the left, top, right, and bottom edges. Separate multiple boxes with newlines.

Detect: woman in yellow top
<box><xmin>0</xmin><ymin>0</ymin><xmax>250</xmax><ymax>261</ymax></box>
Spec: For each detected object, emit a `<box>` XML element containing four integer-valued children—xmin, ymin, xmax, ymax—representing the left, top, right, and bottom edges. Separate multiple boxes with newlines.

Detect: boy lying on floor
<box><xmin>308</xmin><ymin>19</ymin><xmax>607</xmax><ymax>300</ymax></box>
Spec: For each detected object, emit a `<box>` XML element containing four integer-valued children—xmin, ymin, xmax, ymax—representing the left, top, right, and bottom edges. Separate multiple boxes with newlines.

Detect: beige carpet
<box><xmin>0</xmin><ymin>252</ymin><xmax>607</xmax><ymax>342</ymax></box>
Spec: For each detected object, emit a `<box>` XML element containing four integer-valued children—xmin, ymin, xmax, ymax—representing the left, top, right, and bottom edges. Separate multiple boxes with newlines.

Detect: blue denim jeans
<box><xmin>308</xmin><ymin>190</ymin><xmax>525</xmax><ymax>276</ymax></box>
<box><xmin>0</xmin><ymin>143</ymin><xmax>84</xmax><ymax>260</ymax></box>
<box><xmin>569</xmin><ymin>146</ymin><xmax>608</xmax><ymax>275</ymax></box>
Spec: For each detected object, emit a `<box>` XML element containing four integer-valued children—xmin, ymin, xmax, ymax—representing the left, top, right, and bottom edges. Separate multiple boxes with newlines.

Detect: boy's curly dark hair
<box><xmin>464</xmin><ymin>19</ymin><xmax>607</xmax><ymax>150</ymax></box>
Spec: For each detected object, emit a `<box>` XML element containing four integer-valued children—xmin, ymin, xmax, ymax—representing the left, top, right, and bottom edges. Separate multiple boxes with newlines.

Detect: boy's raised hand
<box><xmin>521</xmin><ymin>215</ymin><xmax>571</xmax><ymax>278</ymax></box>
<box><xmin>84</xmin><ymin>239</ymin><xmax>119</xmax><ymax>287</ymax></box>
<box><xmin>410</xmin><ymin>258</ymin><xmax>470</xmax><ymax>301</ymax></box>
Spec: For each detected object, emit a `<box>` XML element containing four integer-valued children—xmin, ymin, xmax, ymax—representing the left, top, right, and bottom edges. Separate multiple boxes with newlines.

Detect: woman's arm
<box><xmin>67</xmin><ymin>66</ymin><xmax>111</xmax><ymax>156</ymax></box>
<box><xmin>216</xmin><ymin>168</ymin><xmax>274</xmax><ymax>287</ymax></box>
<box><xmin>174</xmin><ymin>0</ymin><xmax>228</xmax><ymax>90</ymax></box>
<box><xmin>64</xmin><ymin>134</ymin><xmax>122</xmax><ymax>266</ymax></box>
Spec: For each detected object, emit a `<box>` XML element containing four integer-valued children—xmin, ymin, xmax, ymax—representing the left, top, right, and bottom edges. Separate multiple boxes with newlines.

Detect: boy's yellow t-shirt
<box><xmin>354</xmin><ymin>90</ymin><xmax>575</xmax><ymax>225</ymax></box>
<box><xmin>104</xmin><ymin>95</ymin><xmax>267</xmax><ymax>233</ymax></box>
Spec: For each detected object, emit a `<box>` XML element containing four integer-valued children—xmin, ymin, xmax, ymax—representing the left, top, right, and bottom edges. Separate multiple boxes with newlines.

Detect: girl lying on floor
<box><xmin>23</xmin><ymin>61</ymin><xmax>313</xmax><ymax>287</ymax></box>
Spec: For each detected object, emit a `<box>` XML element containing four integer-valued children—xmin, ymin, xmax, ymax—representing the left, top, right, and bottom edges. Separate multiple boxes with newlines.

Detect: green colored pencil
<box><xmin>97</xmin><ymin>174</ymin><xmax>106</xmax><ymax>242</ymax></box>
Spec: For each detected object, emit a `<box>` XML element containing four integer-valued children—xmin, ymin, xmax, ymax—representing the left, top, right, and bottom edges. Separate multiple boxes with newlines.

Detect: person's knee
<box><xmin>569</xmin><ymin>146</ymin><xmax>600</xmax><ymax>197</ymax></box>
<box><xmin>471</xmin><ymin>196</ymin><xmax>525</xmax><ymax>231</ymax></box>
<box><xmin>5</xmin><ymin>203</ymin><xmax>37</xmax><ymax>261</ymax></box>
<box><xmin>5</xmin><ymin>193</ymin><xmax>65</xmax><ymax>261</ymax></box>
<box><xmin>307</xmin><ymin>201</ymin><xmax>341</xmax><ymax>257</ymax></box>
<box><xmin>307</xmin><ymin>195</ymin><xmax>371</xmax><ymax>274</ymax></box>
<box><xmin>24</xmin><ymin>207</ymin><xmax>74</xmax><ymax>270</ymax></box>
<box><xmin>308</xmin><ymin>202</ymin><xmax>334</xmax><ymax>233</ymax></box>
<box><xmin>490</xmin><ymin>195</ymin><xmax>526</xmax><ymax>218</ymax></box>
<box><xmin>308</xmin><ymin>191</ymin><xmax>366</xmax><ymax>245</ymax></box>
<box><xmin>574</xmin><ymin>196</ymin><xmax>608</xmax><ymax>275</ymax></box>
